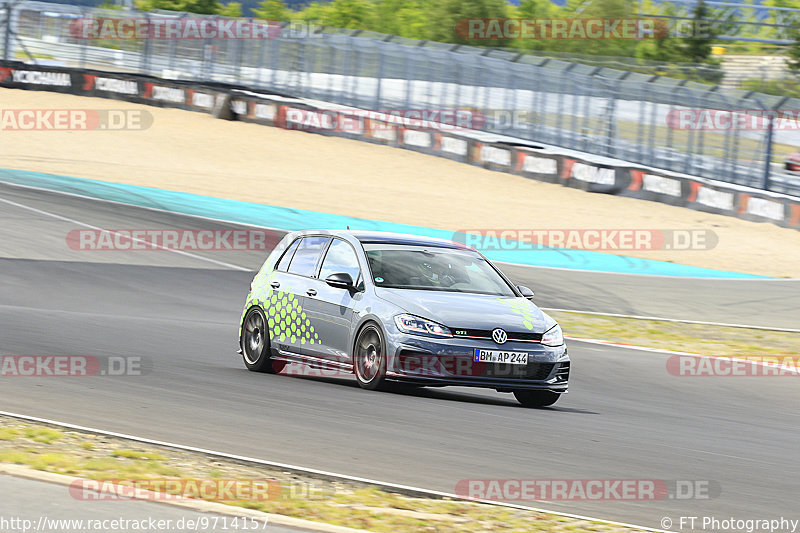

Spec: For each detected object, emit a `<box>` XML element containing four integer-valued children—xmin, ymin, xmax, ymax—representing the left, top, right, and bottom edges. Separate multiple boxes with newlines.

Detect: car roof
<box><xmin>349</xmin><ymin>231</ymin><xmax>470</xmax><ymax>249</ymax></box>
<box><xmin>288</xmin><ymin>230</ymin><xmax>472</xmax><ymax>250</ymax></box>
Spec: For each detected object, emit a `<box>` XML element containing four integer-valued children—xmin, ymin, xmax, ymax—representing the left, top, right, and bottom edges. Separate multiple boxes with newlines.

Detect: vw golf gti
<box><xmin>239</xmin><ymin>230</ymin><xmax>569</xmax><ymax>407</ymax></box>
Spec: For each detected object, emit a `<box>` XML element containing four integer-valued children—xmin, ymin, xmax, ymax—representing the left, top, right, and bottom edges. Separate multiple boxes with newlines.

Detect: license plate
<box><xmin>473</xmin><ymin>349</ymin><xmax>529</xmax><ymax>365</ymax></box>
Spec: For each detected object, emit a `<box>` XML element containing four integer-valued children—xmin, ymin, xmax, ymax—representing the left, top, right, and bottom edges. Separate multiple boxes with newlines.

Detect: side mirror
<box><xmin>325</xmin><ymin>272</ymin><xmax>355</xmax><ymax>290</ymax></box>
<box><xmin>517</xmin><ymin>285</ymin><xmax>535</xmax><ymax>299</ymax></box>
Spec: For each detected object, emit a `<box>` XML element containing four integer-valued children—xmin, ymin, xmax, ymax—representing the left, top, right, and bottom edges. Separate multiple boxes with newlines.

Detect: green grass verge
<box><xmin>550</xmin><ymin>310</ymin><xmax>799</xmax><ymax>358</ymax></box>
<box><xmin>0</xmin><ymin>417</ymin><xmax>645</xmax><ymax>533</ymax></box>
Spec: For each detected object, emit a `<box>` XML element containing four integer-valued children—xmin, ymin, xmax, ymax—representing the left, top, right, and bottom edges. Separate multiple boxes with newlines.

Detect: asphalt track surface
<box><xmin>1</xmin><ymin>181</ymin><xmax>800</xmax><ymax>531</ymax></box>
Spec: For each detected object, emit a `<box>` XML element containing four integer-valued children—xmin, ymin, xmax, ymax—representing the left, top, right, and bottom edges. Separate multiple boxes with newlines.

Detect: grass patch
<box><xmin>0</xmin><ymin>427</ymin><xmax>62</xmax><ymax>443</ymax></box>
<box><xmin>0</xmin><ymin>428</ymin><xmax>22</xmax><ymax>440</ymax></box>
<box><xmin>111</xmin><ymin>449</ymin><xmax>167</xmax><ymax>461</ymax></box>
<box><xmin>25</xmin><ymin>428</ymin><xmax>63</xmax><ymax>444</ymax></box>
<box><xmin>550</xmin><ymin>310</ymin><xmax>799</xmax><ymax>357</ymax></box>
<box><xmin>0</xmin><ymin>416</ymin><xmax>641</xmax><ymax>533</ymax></box>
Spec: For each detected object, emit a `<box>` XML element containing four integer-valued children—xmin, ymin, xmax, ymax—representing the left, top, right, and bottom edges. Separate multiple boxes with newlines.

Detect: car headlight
<box><xmin>541</xmin><ymin>324</ymin><xmax>564</xmax><ymax>347</ymax></box>
<box><xmin>394</xmin><ymin>314</ymin><xmax>452</xmax><ymax>338</ymax></box>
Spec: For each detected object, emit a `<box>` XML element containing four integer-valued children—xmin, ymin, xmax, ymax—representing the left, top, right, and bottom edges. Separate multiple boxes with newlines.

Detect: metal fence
<box><xmin>2</xmin><ymin>1</ymin><xmax>800</xmax><ymax>196</ymax></box>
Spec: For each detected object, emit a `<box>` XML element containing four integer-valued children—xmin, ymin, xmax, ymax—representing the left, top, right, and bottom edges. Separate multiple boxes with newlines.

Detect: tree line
<box><xmin>133</xmin><ymin>0</ymin><xmax>733</xmax><ymax>67</ymax></box>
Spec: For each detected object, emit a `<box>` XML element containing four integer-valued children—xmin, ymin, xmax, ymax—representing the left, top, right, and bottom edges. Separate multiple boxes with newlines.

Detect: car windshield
<box><xmin>363</xmin><ymin>244</ymin><xmax>515</xmax><ymax>296</ymax></box>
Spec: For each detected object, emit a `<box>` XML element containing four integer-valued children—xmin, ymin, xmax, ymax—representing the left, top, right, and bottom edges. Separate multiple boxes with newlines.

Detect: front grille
<box><xmin>509</xmin><ymin>331</ymin><xmax>544</xmax><ymax>342</ymax></box>
<box><xmin>452</xmin><ymin>329</ymin><xmax>543</xmax><ymax>343</ymax></box>
<box><xmin>395</xmin><ymin>352</ymin><xmax>554</xmax><ymax>380</ymax></box>
<box><xmin>555</xmin><ymin>362</ymin><xmax>570</xmax><ymax>381</ymax></box>
<box><xmin>482</xmin><ymin>362</ymin><xmax>555</xmax><ymax>380</ymax></box>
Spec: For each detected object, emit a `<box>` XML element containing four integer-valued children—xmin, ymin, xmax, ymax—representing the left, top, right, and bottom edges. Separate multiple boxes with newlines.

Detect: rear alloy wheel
<box><xmin>242</xmin><ymin>307</ymin><xmax>285</xmax><ymax>373</ymax></box>
<box><xmin>513</xmin><ymin>390</ymin><xmax>561</xmax><ymax>408</ymax></box>
<box><xmin>354</xmin><ymin>324</ymin><xmax>388</xmax><ymax>391</ymax></box>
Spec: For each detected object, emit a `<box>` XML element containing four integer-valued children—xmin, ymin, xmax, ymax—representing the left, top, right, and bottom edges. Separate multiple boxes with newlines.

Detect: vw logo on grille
<box><xmin>491</xmin><ymin>328</ymin><xmax>508</xmax><ymax>344</ymax></box>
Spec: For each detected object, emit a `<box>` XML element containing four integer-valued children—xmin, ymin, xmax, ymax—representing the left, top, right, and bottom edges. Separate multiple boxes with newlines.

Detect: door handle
<box><xmin>270</xmin><ymin>281</ymin><xmax>280</xmax><ymax>289</ymax></box>
<box><xmin>306</xmin><ymin>289</ymin><xmax>317</xmax><ymax>296</ymax></box>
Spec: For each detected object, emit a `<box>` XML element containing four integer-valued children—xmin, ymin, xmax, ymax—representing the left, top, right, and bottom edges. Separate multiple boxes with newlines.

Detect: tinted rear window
<box><xmin>275</xmin><ymin>238</ymin><xmax>301</xmax><ymax>272</ymax></box>
<box><xmin>288</xmin><ymin>236</ymin><xmax>331</xmax><ymax>277</ymax></box>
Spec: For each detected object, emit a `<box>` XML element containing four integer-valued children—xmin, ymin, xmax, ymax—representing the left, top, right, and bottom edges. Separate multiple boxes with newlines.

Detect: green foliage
<box><xmin>135</xmin><ymin>0</ymin><xmax>183</xmax><ymax>11</ymax></box>
<box><xmin>97</xmin><ymin>1</ymin><xmax>124</xmax><ymax>10</ymax></box>
<box><xmin>218</xmin><ymin>1</ymin><xmax>242</xmax><ymax>16</ymax></box>
<box><xmin>326</xmin><ymin>0</ymin><xmax>374</xmax><ymax>29</ymax></box>
<box><xmin>371</xmin><ymin>0</ymin><xmax>429</xmax><ymax>39</ymax></box>
<box><xmin>426</xmin><ymin>0</ymin><xmax>512</xmax><ymax>45</ymax></box>
<box><xmin>135</xmin><ymin>0</ymin><xmax>237</xmax><ymax>16</ymax></box>
<box><xmin>253</xmin><ymin>0</ymin><xmax>289</xmax><ymax>20</ymax></box>
<box><xmin>635</xmin><ymin>36</ymin><xmax>685</xmax><ymax>63</ymax></box>
<box><xmin>786</xmin><ymin>24</ymin><xmax>800</xmax><ymax>72</ymax></box>
<box><xmin>764</xmin><ymin>0</ymin><xmax>800</xmax><ymax>8</ymax></box>
<box><xmin>297</xmin><ymin>2</ymin><xmax>331</xmax><ymax>24</ymax></box>
<box><xmin>291</xmin><ymin>0</ymin><xmax>374</xmax><ymax>28</ymax></box>
<box><xmin>741</xmin><ymin>77</ymin><xmax>800</xmax><ymax>97</ymax></box>
<box><xmin>509</xmin><ymin>0</ymin><xmax>556</xmax><ymax>51</ymax></box>
<box><xmin>130</xmin><ymin>0</ymin><xmax>733</xmax><ymax>79</ymax></box>
<box><xmin>632</xmin><ymin>0</ymin><xmax>724</xmax><ymax>81</ymax></box>
<box><xmin>683</xmin><ymin>0</ymin><xmax>715</xmax><ymax>62</ymax></box>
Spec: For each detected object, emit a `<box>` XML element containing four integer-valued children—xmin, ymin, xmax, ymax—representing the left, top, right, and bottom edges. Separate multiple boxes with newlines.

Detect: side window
<box><xmin>319</xmin><ymin>239</ymin><xmax>361</xmax><ymax>282</ymax></box>
<box><xmin>275</xmin><ymin>238</ymin><xmax>301</xmax><ymax>272</ymax></box>
<box><xmin>287</xmin><ymin>236</ymin><xmax>330</xmax><ymax>277</ymax></box>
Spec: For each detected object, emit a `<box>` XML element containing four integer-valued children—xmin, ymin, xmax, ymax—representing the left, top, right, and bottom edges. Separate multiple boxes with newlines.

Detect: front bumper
<box><xmin>384</xmin><ymin>333</ymin><xmax>569</xmax><ymax>392</ymax></box>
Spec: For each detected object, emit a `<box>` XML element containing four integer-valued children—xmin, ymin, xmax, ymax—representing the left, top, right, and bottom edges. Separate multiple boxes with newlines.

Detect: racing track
<box><xmin>1</xmin><ymin>181</ymin><xmax>800</xmax><ymax>531</ymax></box>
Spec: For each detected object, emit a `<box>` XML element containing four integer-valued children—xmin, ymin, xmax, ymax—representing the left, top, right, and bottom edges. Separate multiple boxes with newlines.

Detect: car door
<box><xmin>268</xmin><ymin>235</ymin><xmax>330</xmax><ymax>355</ymax></box>
<box><xmin>302</xmin><ymin>238</ymin><xmax>363</xmax><ymax>363</ymax></box>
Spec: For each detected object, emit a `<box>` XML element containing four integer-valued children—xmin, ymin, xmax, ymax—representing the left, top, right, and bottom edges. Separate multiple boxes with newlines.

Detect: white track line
<box><xmin>0</xmin><ymin>178</ymin><xmax>278</xmax><ymax>231</ymax></box>
<box><xmin>0</xmin><ymin>195</ymin><xmax>251</xmax><ymax>272</ymax></box>
<box><xmin>544</xmin><ymin>308</ymin><xmax>800</xmax><ymax>333</ymax></box>
<box><xmin>566</xmin><ymin>336</ymin><xmax>800</xmax><ymax>374</ymax></box>
<box><xmin>0</xmin><ymin>410</ymin><xmax>663</xmax><ymax>533</ymax></box>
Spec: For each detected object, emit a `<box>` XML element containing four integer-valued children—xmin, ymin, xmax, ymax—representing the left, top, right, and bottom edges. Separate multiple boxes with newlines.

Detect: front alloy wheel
<box><xmin>354</xmin><ymin>323</ymin><xmax>388</xmax><ymax>391</ymax></box>
<box><xmin>242</xmin><ymin>307</ymin><xmax>285</xmax><ymax>373</ymax></box>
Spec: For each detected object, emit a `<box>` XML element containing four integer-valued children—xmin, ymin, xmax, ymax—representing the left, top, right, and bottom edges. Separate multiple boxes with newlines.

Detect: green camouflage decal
<box><xmin>496</xmin><ymin>298</ymin><xmax>538</xmax><ymax>331</ymax></box>
<box><xmin>239</xmin><ymin>270</ymin><xmax>320</xmax><ymax>345</ymax></box>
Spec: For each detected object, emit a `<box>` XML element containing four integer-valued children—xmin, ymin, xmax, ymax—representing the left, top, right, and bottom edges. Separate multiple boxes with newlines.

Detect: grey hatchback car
<box><xmin>239</xmin><ymin>230</ymin><xmax>569</xmax><ymax>407</ymax></box>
